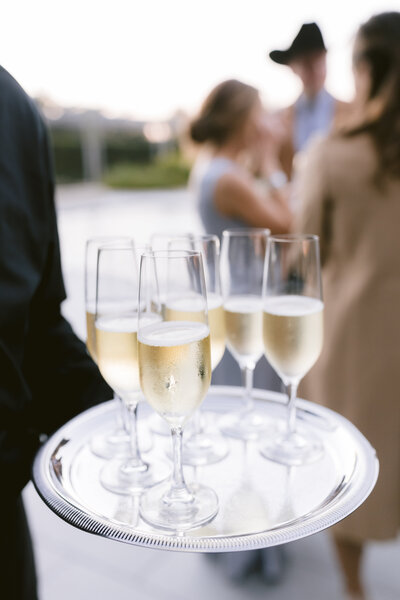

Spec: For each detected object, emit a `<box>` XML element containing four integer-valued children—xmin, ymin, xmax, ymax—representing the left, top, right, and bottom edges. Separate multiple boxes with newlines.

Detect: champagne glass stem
<box><xmin>115</xmin><ymin>394</ymin><xmax>128</xmax><ymax>431</ymax></box>
<box><xmin>126</xmin><ymin>401</ymin><xmax>146</xmax><ymax>470</ymax></box>
<box><xmin>241</xmin><ymin>365</ymin><xmax>255</xmax><ymax>413</ymax></box>
<box><xmin>285</xmin><ymin>381</ymin><xmax>299</xmax><ymax>437</ymax></box>
<box><xmin>165</xmin><ymin>427</ymin><xmax>193</xmax><ymax>503</ymax></box>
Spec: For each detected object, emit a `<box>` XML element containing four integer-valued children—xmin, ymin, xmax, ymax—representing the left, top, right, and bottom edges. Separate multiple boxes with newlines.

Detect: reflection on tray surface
<box><xmin>50</xmin><ymin>438</ymin><xmax>70</xmax><ymax>482</ymax></box>
<box><xmin>33</xmin><ymin>389</ymin><xmax>377</xmax><ymax>551</ymax></box>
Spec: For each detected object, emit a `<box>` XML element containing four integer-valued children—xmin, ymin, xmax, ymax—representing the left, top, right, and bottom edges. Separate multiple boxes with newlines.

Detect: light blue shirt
<box><xmin>293</xmin><ymin>88</ymin><xmax>335</xmax><ymax>152</ymax></box>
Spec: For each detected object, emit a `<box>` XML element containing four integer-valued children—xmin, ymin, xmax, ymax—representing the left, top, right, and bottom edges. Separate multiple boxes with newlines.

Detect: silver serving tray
<box><xmin>32</xmin><ymin>386</ymin><xmax>378</xmax><ymax>552</ymax></box>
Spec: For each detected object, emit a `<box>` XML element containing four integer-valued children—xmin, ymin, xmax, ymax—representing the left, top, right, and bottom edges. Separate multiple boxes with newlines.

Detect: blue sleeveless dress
<box><xmin>197</xmin><ymin>157</ymin><xmax>244</xmax><ymax>238</ymax></box>
<box><xmin>192</xmin><ymin>156</ymin><xmax>286</xmax><ymax>575</ymax></box>
<box><xmin>192</xmin><ymin>157</ymin><xmax>282</xmax><ymax>392</ymax></box>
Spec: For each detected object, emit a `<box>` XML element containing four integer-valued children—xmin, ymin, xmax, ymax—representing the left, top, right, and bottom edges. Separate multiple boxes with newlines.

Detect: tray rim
<box><xmin>32</xmin><ymin>386</ymin><xmax>379</xmax><ymax>552</ymax></box>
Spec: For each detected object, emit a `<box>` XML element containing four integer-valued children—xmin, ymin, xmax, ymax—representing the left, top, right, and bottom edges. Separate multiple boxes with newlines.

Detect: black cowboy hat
<box><xmin>269</xmin><ymin>22</ymin><xmax>327</xmax><ymax>65</ymax></box>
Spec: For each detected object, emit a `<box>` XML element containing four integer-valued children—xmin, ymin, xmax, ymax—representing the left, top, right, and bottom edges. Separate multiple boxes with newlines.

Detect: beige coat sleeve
<box><xmin>294</xmin><ymin>137</ymin><xmax>332</xmax><ymax>266</ymax></box>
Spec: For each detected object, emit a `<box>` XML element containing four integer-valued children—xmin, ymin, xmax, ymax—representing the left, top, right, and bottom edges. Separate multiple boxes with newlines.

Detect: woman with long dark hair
<box><xmin>296</xmin><ymin>12</ymin><xmax>400</xmax><ymax>599</ymax></box>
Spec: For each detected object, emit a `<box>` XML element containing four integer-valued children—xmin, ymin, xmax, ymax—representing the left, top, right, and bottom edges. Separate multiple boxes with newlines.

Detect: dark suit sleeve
<box><xmin>0</xmin><ymin>70</ymin><xmax>111</xmax><ymax>499</ymax></box>
<box><xmin>22</xmin><ymin>125</ymin><xmax>112</xmax><ymax>436</ymax></box>
<box><xmin>0</xmin><ymin>350</ymin><xmax>43</xmax><ymax>498</ymax></box>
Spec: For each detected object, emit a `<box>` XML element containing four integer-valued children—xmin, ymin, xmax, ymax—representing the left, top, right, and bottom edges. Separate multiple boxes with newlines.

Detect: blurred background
<box><xmin>3</xmin><ymin>0</ymin><xmax>399</xmax><ymax>598</ymax></box>
<box><xmin>3</xmin><ymin>0</ymin><xmax>399</xmax><ymax>188</ymax></box>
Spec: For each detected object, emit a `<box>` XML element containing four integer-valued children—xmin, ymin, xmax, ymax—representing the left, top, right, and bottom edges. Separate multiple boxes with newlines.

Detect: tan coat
<box><xmin>279</xmin><ymin>98</ymin><xmax>349</xmax><ymax>180</ymax></box>
<box><xmin>296</xmin><ymin>132</ymin><xmax>400</xmax><ymax>542</ymax></box>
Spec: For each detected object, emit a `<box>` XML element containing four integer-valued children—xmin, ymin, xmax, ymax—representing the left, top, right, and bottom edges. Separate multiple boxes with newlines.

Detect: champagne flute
<box><xmin>166</xmin><ymin>234</ymin><xmax>228</xmax><ymax>465</ymax></box>
<box><xmin>138</xmin><ymin>250</ymin><xmax>218</xmax><ymax>530</ymax></box>
<box><xmin>150</xmin><ymin>231</ymin><xmax>194</xmax><ymax>252</ymax></box>
<box><xmin>261</xmin><ymin>234</ymin><xmax>324</xmax><ymax>465</ymax></box>
<box><xmin>146</xmin><ymin>232</ymin><xmax>194</xmax><ymax>437</ymax></box>
<box><xmin>219</xmin><ymin>228</ymin><xmax>271</xmax><ymax>440</ymax></box>
<box><xmin>95</xmin><ymin>242</ymin><xmax>169</xmax><ymax>494</ymax></box>
<box><xmin>85</xmin><ymin>236</ymin><xmax>131</xmax><ymax>459</ymax></box>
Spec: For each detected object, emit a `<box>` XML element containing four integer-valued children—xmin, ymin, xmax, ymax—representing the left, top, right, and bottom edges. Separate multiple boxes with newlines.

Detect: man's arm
<box><xmin>22</xmin><ymin>124</ymin><xmax>112</xmax><ymax>436</ymax></box>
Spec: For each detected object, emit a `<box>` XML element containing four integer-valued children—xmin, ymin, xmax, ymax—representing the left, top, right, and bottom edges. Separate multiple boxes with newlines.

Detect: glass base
<box><xmin>220</xmin><ymin>409</ymin><xmax>270</xmax><ymax>441</ymax></box>
<box><xmin>137</xmin><ymin>421</ymin><xmax>155</xmax><ymax>453</ymax></box>
<box><xmin>140</xmin><ymin>481</ymin><xmax>219</xmax><ymax>531</ymax></box>
<box><xmin>91</xmin><ymin>422</ymin><xmax>153</xmax><ymax>459</ymax></box>
<box><xmin>147</xmin><ymin>412</ymin><xmax>171</xmax><ymax>436</ymax></box>
<box><xmin>112</xmin><ymin>495</ymin><xmax>140</xmax><ymax>527</ymax></box>
<box><xmin>90</xmin><ymin>427</ymin><xmax>131</xmax><ymax>459</ymax></box>
<box><xmin>100</xmin><ymin>458</ymin><xmax>170</xmax><ymax>495</ymax></box>
<box><xmin>181</xmin><ymin>433</ymin><xmax>229</xmax><ymax>466</ymax></box>
<box><xmin>259</xmin><ymin>429</ymin><xmax>324</xmax><ymax>466</ymax></box>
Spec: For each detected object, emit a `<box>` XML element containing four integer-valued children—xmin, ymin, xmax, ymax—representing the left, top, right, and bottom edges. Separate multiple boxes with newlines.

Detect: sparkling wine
<box><xmin>224</xmin><ymin>295</ymin><xmax>263</xmax><ymax>366</ymax></box>
<box><xmin>165</xmin><ymin>294</ymin><xmax>226</xmax><ymax>370</ymax></box>
<box><xmin>95</xmin><ymin>314</ymin><xmax>140</xmax><ymax>403</ymax></box>
<box><xmin>207</xmin><ymin>302</ymin><xmax>226</xmax><ymax>370</ymax></box>
<box><xmin>86</xmin><ymin>309</ymin><xmax>97</xmax><ymax>362</ymax></box>
<box><xmin>263</xmin><ymin>295</ymin><xmax>324</xmax><ymax>382</ymax></box>
<box><xmin>138</xmin><ymin>321</ymin><xmax>211</xmax><ymax>427</ymax></box>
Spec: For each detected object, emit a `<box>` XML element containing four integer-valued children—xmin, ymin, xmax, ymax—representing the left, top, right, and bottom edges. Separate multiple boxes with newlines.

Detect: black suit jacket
<box><xmin>0</xmin><ymin>65</ymin><xmax>112</xmax><ymax>502</ymax></box>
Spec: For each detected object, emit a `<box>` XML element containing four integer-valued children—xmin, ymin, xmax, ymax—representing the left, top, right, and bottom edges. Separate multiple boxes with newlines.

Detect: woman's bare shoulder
<box><xmin>215</xmin><ymin>167</ymin><xmax>253</xmax><ymax>195</ymax></box>
<box><xmin>213</xmin><ymin>167</ymin><xmax>260</xmax><ymax>220</ymax></box>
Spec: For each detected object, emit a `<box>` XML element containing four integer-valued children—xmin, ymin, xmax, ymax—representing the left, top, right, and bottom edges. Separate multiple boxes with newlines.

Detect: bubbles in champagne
<box><xmin>263</xmin><ymin>295</ymin><xmax>324</xmax><ymax>382</ymax></box>
<box><xmin>95</xmin><ymin>315</ymin><xmax>140</xmax><ymax>402</ymax></box>
<box><xmin>165</xmin><ymin>293</ymin><xmax>226</xmax><ymax>370</ymax></box>
<box><xmin>138</xmin><ymin>321</ymin><xmax>211</xmax><ymax>428</ymax></box>
<box><xmin>224</xmin><ymin>295</ymin><xmax>264</xmax><ymax>367</ymax></box>
<box><xmin>86</xmin><ymin>309</ymin><xmax>97</xmax><ymax>362</ymax></box>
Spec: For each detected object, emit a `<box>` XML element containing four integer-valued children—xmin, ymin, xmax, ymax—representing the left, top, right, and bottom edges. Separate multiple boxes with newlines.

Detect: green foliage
<box><xmin>105</xmin><ymin>133</ymin><xmax>153</xmax><ymax>166</ymax></box>
<box><xmin>48</xmin><ymin>125</ymin><xmax>189</xmax><ymax>187</ymax></box>
<box><xmin>103</xmin><ymin>152</ymin><xmax>191</xmax><ymax>189</ymax></box>
<box><xmin>50</xmin><ymin>129</ymin><xmax>84</xmax><ymax>183</ymax></box>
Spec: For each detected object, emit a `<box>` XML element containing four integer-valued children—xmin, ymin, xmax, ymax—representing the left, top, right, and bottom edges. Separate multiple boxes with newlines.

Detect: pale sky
<box><xmin>1</xmin><ymin>0</ymin><xmax>399</xmax><ymax>121</ymax></box>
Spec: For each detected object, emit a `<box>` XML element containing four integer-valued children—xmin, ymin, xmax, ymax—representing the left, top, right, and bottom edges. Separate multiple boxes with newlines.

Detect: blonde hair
<box><xmin>190</xmin><ymin>79</ymin><xmax>259</xmax><ymax>146</ymax></box>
